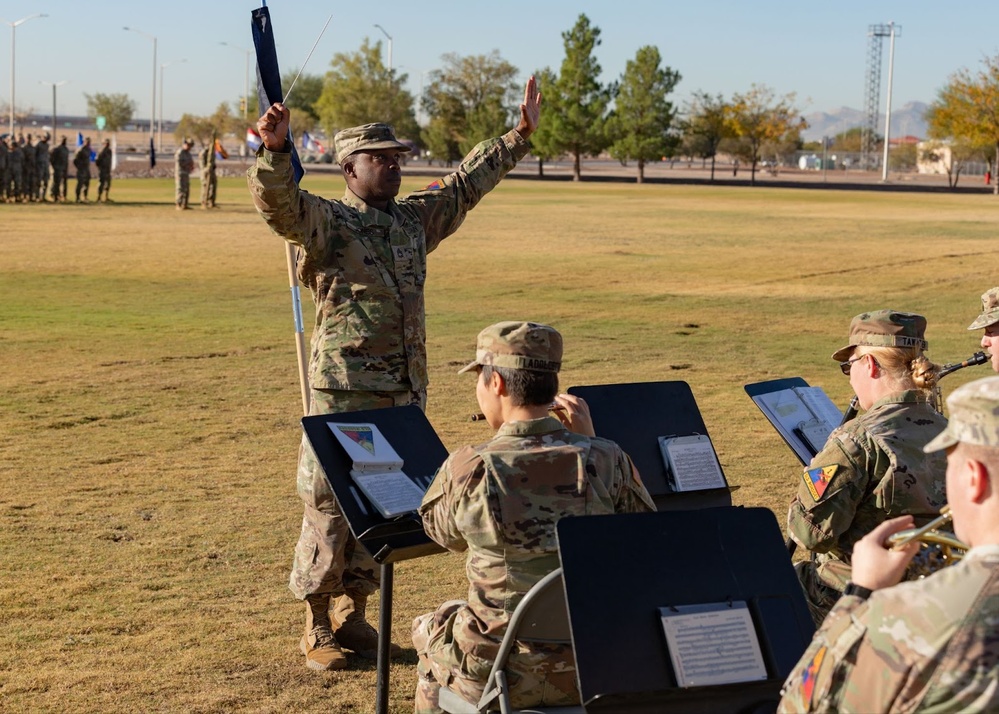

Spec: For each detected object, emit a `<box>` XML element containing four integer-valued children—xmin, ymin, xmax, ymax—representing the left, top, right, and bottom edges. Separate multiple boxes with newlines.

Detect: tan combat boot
<box><xmin>331</xmin><ymin>593</ymin><xmax>402</xmax><ymax>660</ymax></box>
<box><xmin>300</xmin><ymin>594</ymin><xmax>348</xmax><ymax>671</ymax></box>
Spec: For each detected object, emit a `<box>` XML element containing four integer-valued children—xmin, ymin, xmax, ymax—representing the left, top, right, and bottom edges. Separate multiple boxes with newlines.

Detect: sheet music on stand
<box><xmin>747</xmin><ymin>381</ymin><xmax>843</xmax><ymax>464</ymax></box>
<box><xmin>657</xmin><ymin>434</ymin><xmax>727</xmax><ymax>492</ymax></box>
<box><xmin>328</xmin><ymin>422</ymin><xmax>425</xmax><ymax>518</ymax></box>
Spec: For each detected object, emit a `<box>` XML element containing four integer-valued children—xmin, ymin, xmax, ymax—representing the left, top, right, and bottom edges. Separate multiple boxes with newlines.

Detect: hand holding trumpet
<box><xmin>849</xmin><ymin>516</ymin><xmax>921</xmax><ymax>592</ymax></box>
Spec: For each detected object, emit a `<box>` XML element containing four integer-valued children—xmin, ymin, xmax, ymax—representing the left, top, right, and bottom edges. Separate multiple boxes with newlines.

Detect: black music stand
<box><xmin>557</xmin><ymin>508</ymin><xmax>814</xmax><ymax>714</ymax></box>
<box><xmin>302</xmin><ymin>404</ymin><xmax>447</xmax><ymax>714</ymax></box>
<box><xmin>567</xmin><ymin>382</ymin><xmax>732</xmax><ymax>510</ymax></box>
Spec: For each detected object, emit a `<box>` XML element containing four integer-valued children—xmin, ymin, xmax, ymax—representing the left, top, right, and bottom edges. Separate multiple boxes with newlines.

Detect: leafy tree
<box><xmin>829</xmin><ymin>127</ymin><xmax>868</xmax><ymax>153</ymax></box>
<box><xmin>281</xmin><ymin>68</ymin><xmax>323</xmax><ymax>137</ymax></box>
<box><xmin>421</xmin><ymin>51</ymin><xmax>519</xmax><ymax>157</ymax></box>
<box><xmin>84</xmin><ymin>92</ymin><xmax>136</xmax><ymax>132</ymax></box>
<box><xmin>313</xmin><ymin>38</ymin><xmax>419</xmax><ymax>143</ymax></box>
<box><xmin>605</xmin><ymin>46</ymin><xmax>681</xmax><ymax>183</ymax></box>
<box><xmin>547</xmin><ymin>14</ymin><xmax>612</xmax><ymax>181</ymax></box>
<box><xmin>680</xmin><ymin>91</ymin><xmax>729</xmax><ymax>180</ymax></box>
<box><xmin>725</xmin><ymin>84</ymin><xmax>807</xmax><ymax>184</ymax></box>
<box><xmin>175</xmin><ymin>102</ymin><xmax>242</xmax><ymax>148</ymax></box>
<box><xmin>526</xmin><ymin>67</ymin><xmax>561</xmax><ymax>177</ymax></box>
<box><xmin>422</xmin><ymin>115</ymin><xmax>461</xmax><ymax>167</ymax></box>
<box><xmin>926</xmin><ymin>57</ymin><xmax>999</xmax><ymax>193</ymax></box>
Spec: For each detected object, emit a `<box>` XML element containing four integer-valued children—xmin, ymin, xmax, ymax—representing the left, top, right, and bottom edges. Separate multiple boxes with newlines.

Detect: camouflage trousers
<box><xmin>288</xmin><ymin>387</ymin><xmax>424</xmax><ymax>600</ymax></box>
<box><xmin>51</xmin><ymin>169</ymin><xmax>67</xmax><ymax>200</ymax></box>
<box><xmin>175</xmin><ymin>173</ymin><xmax>190</xmax><ymax>208</ymax></box>
<box><xmin>75</xmin><ymin>172</ymin><xmax>89</xmax><ymax>201</ymax></box>
<box><xmin>794</xmin><ymin>559</ymin><xmax>843</xmax><ymax>628</ymax></box>
<box><xmin>98</xmin><ymin>173</ymin><xmax>111</xmax><ymax>199</ymax></box>
<box><xmin>200</xmin><ymin>171</ymin><xmax>217</xmax><ymax>207</ymax></box>
<box><xmin>412</xmin><ymin>601</ymin><xmax>578</xmax><ymax>714</ymax></box>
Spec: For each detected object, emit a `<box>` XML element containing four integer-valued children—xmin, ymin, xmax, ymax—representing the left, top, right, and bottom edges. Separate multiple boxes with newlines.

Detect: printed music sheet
<box><xmin>659</xmin><ymin>601</ymin><xmax>767</xmax><ymax>688</ymax></box>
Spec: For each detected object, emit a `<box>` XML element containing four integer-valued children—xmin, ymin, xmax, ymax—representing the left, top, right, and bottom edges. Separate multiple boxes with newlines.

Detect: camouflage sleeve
<box><xmin>246</xmin><ymin>147</ymin><xmax>337</xmax><ymax>259</ymax></box>
<box><xmin>615</xmin><ymin>451</ymin><xmax>656</xmax><ymax>514</ymax></box>
<box><xmin>419</xmin><ymin>446</ymin><xmax>483</xmax><ymax>553</ymax></box>
<box><xmin>777</xmin><ymin>595</ymin><xmax>868</xmax><ymax>713</ymax></box>
<box><xmin>787</xmin><ymin>429</ymin><xmax>871</xmax><ymax>552</ymax></box>
<box><xmin>400</xmin><ymin>129</ymin><xmax>530</xmax><ymax>251</ymax></box>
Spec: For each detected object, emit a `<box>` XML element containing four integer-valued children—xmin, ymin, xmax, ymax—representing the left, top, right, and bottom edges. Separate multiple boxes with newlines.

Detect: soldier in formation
<box><xmin>50</xmin><ymin>136</ymin><xmax>69</xmax><ymax>202</ymax></box>
<box><xmin>174</xmin><ymin>138</ymin><xmax>194</xmax><ymax>209</ymax></box>
<box><xmin>95</xmin><ymin>139</ymin><xmax>113</xmax><ymax>203</ymax></box>
<box><xmin>73</xmin><ymin>138</ymin><xmax>92</xmax><ymax>203</ymax></box>
<box><xmin>35</xmin><ymin>133</ymin><xmax>50</xmax><ymax>201</ymax></box>
<box><xmin>200</xmin><ymin>137</ymin><xmax>218</xmax><ymax>208</ymax></box>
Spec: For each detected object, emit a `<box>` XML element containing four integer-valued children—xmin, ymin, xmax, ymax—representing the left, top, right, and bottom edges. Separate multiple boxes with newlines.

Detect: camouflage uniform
<box><xmin>247</xmin><ymin>126</ymin><xmax>531</xmax><ymax>600</ymax></box>
<box><xmin>412</xmin><ymin>321</ymin><xmax>656</xmax><ymax>713</ymax></box>
<box><xmin>779</xmin><ymin>376</ymin><xmax>999</xmax><ymax>714</ymax></box>
<box><xmin>200</xmin><ymin>143</ymin><xmax>217</xmax><ymax>208</ymax></box>
<box><xmin>95</xmin><ymin>142</ymin><xmax>113</xmax><ymax>202</ymax></box>
<box><xmin>73</xmin><ymin>142</ymin><xmax>91</xmax><ymax>202</ymax></box>
<box><xmin>788</xmin><ymin>310</ymin><xmax>947</xmax><ymax>625</ymax></box>
<box><xmin>8</xmin><ymin>140</ymin><xmax>24</xmax><ymax>201</ymax></box>
<box><xmin>35</xmin><ymin>136</ymin><xmax>50</xmax><ymax>201</ymax></box>
<box><xmin>413</xmin><ymin>419</ymin><xmax>655</xmax><ymax>712</ymax></box>
<box><xmin>0</xmin><ymin>138</ymin><xmax>7</xmax><ymax>201</ymax></box>
<box><xmin>23</xmin><ymin>135</ymin><xmax>36</xmax><ymax>201</ymax></box>
<box><xmin>175</xmin><ymin>142</ymin><xmax>194</xmax><ymax>208</ymax></box>
<box><xmin>50</xmin><ymin>139</ymin><xmax>69</xmax><ymax>202</ymax></box>
<box><xmin>968</xmin><ymin>287</ymin><xmax>999</xmax><ymax>374</ymax></box>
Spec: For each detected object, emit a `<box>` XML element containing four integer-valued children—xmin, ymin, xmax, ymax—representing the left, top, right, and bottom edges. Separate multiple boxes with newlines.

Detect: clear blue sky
<box><xmin>2</xmin><ymin>0</ymin><xmax>998</xmax><ymax>126</ymax></box>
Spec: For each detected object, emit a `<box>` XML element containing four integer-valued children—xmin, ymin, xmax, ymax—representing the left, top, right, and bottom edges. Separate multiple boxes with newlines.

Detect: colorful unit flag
<box><xmin>246</xmin><ymin>127</ymin><xmax>263</xmax><ymax>151</ymax></box>
<box><xmin>214</xmin><ymin>138</ymin><xmax>229</xmax><ymax>160</ymax></box>
<box><xmin>301</xmin><ymin>131</ymin><xmax>326</xmax><ymax>154</ymax></box>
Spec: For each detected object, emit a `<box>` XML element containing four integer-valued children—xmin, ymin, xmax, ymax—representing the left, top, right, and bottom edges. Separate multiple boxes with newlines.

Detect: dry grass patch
<box><xmin>1</xmin><ymin>175</ymin><xmax>997</xmax><ymax>712</ymax></box>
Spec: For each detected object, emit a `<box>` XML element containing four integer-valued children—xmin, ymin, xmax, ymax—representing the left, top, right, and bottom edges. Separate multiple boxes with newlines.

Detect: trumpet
<box><xmin>886</xmin><ymin>505</ymin><xmax>967</xmax><ymax>578</ymax></box>
<box><xmin>839</xmin><ymin>351</ymin><xmax>989</xmax><ymax>426</ymax></box>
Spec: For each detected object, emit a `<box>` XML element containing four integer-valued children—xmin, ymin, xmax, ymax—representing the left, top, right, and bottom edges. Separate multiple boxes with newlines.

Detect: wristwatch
<box><xmin>843</xmin><ymin>581</ymin><xmax>873</xmax><ymax>600</ymax></box>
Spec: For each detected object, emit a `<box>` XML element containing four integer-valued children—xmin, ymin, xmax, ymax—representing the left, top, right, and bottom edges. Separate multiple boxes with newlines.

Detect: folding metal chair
<box><xmin>437</xmin><ymin>568</ymin><xmax>584</xmax><ymax>714</ymax></box>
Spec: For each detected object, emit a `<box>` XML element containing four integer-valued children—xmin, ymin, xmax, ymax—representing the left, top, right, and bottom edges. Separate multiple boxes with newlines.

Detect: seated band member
<box><xmin>412</xmin><ymin>321</ymin><xmax>655</xmax><ymax>713</ymax></box>
<box><xmin>778</xmin><ymin>376</ymin><xmax>999</xmax><ymax>713</ymax></box>
<box><xmin>968</xmin><ymin>287</ymin><xmax>999</xmax><ymax>373</ymax></box>
<box><xmin>787</xmin><ymin>309</ymin><xmax>948</xmax><ymax>626</ymax></box>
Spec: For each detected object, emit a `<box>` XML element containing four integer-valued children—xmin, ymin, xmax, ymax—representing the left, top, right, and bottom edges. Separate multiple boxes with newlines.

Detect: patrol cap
<box><xmin>967</xmin><ymin>287</ymin><xmax>999</xmax><ymax>330</ymax></box>
<box><xmin>831</xmin><ymin>309</ymin><xmax>928</xmax><ymax>362</ymax></box>
<box><xmin>924</xmin><ymin>376</ymin><xmax>999</xmax><ymax>452</ymax></box>
<box><xmin>334</xmin><ymin>123</ymin><xmax>410</xmax><ymax>165</ymax></box>
<box><xmin>458</xmin><ymin>321</ymin><xmax>563</xmax><ymax>374</ymax></box>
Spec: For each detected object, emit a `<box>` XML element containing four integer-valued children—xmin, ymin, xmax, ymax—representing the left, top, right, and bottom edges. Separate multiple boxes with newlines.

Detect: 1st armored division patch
<box><xmin>803</xmin><ymin>465</ymin><xmax>838</xmax><ymax>501</ymax></box>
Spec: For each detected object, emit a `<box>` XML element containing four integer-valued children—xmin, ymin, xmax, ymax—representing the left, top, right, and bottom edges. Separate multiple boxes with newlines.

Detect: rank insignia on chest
<box><xmin>803</xmin><ymin>465</ymin><xmax>838</xmax><ymax>501</ymax></box>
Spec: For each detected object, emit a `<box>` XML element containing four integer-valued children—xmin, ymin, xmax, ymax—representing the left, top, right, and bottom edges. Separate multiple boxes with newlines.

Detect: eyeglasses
<box><xmin>839</xmin><ymin>355</ymin><xmax>865</xmax><ymax>375</ymax></box>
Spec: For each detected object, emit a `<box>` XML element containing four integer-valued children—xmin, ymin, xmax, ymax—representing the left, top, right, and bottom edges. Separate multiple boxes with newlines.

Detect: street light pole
<box><xmin>158</xmin><ymin>60</ymin><xmax>187</xmax><ymax>153</ymax></box>
<box><xmin>4</xmin><ymin>13</ymin><xmax>48</xmax><ymax>136</ymax></box>
<box><xmin>881</xmin><ymin>22</ymin><xmax>900</xmax><ymax>182</ymax></box>
<box><xmin>39</xmin><ymin>80</ymin><xmax>69</xmax><ymax>133</ymax></box>
<box><xmin>373</xmin><ymin>24</ymin><xmax>393</xmax><ymax>73</ymax></box>
<box><xmin>123</xmin><ymin>26</ymin><xmax>157</xmax><ymax>138</ymax></box>
<box><xmin>220</xmin><ymin>42</ymin><xmax>252</xmax><ymax>123</ymax></box>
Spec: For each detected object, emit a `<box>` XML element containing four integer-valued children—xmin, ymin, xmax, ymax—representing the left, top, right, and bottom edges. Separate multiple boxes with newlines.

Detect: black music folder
<box><xmin>302</xmin><ymin>404</ymin><xmax>447</xmax><ymax>564</ymax></box>
<box><xmin>567</xmin><ymin>382</ymin><xmax>732</xmax><ymax>511</ymax></box>
<box><xmin>557</xmin><ymin>507</ymin><xmax>814</xmax><ymax>714</ymax></box>
<box><xmin>745</xmin><ymin>378</ymin><xmax>844</xmax><ymax>466</ymax></box>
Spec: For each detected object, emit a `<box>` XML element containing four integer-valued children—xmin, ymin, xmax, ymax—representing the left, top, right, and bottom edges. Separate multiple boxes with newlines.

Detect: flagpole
<box><xmin>286</xmin><ymin>243</ymin><xmax>311</xmax><ymax>415</ymax></box>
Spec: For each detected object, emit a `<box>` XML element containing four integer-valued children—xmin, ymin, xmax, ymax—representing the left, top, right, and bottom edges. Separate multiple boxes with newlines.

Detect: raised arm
<box><xmin>514</xmin><ymin>75</ymin><xmax>542</xmax><ymax>141</ymax></box>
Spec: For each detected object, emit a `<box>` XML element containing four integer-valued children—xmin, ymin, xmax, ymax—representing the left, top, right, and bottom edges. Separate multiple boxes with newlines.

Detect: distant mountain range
<box><xmin>801</xmin><ymin>101</ymin><xmax>929</xmax><ymax>142</ymax></box>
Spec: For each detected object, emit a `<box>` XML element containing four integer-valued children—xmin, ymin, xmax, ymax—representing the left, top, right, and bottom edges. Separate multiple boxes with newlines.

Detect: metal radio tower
<box><xmin>861</xmin><ymin>23</ymin><xmax>900</xmax><ymax>171</ymax></box>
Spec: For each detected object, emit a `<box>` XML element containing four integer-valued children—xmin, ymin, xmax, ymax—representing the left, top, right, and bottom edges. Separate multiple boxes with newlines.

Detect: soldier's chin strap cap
<box><xmin>458</xmin><ymin>321</ymin><xmax>563</xmax><ymax>375</ymax></box>
<box><xmin>831</xmin><ymin>309</ymin><xmax>928</xmax><ymax>362</ymax></box>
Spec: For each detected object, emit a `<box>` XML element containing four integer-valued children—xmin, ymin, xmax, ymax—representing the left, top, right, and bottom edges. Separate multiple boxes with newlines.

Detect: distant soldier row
<box><xmin>1</xmin><ymin>133</ymin><xmax>113</xmax><ymax>204</ymax></box>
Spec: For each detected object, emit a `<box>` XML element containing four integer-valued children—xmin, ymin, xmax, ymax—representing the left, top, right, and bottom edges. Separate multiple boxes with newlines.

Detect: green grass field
<box><xmin>1</xmin><ymin>174</ymin><xmax>996</xmax><ymax>713</ymax></box>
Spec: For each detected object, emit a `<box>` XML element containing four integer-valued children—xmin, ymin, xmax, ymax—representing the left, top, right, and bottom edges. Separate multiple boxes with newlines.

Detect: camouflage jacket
<box><xmin>419</xmin><ymin>416</ymin><xmax>655</xmax><ymax>662</ymax></box>
<box><xmin>787</xmin><ymin>391</ymin><xmax>947</xmax><ymax>591</ymax></box>
<box><xmin>34</xmin><ymin>141</ymin><xmax>49</xmax><ymax>171</ymax></box>
<box><xmin>96</xmin><ymin>147</ymin><xmax>112</xmax><ymax>175</ymax></box>
<box><xmin>50</xmin><ymin>145</ymin><xmax>69</xmax><ymax>172</ymax></box>
<box><xmin>200</xmin><ymin>145</ymin><xmax>215</xmax><ymax>172</ymax></box>
<box><xmin>778</xmin><ymin>545</ymin><xmax>999</xmax><ymax>713</ymax></box>
<box><xmin>246</xmin><ymin>130</ymin><xmax>529</xmax><ymax>393</ymax></box>
<box><xmin>175</xmin><ymin>148</ymin><xmax>194</xmax><ymax>175</ymax></box>
<box><xmin>72</xmin><ymin>147</ymin><xmax>90</xmax><ymax>173</ymax></box>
